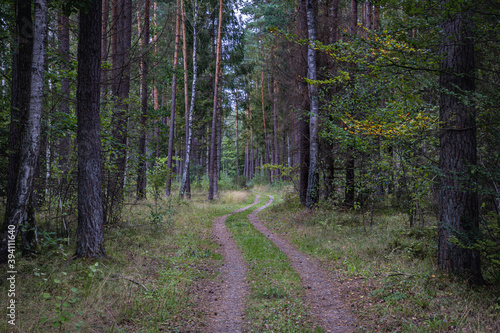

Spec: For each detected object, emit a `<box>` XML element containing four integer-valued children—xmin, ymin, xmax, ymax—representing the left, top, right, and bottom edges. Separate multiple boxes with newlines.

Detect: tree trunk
<box><xmin>272</xmin><ymin>77</ymin><xmax>279</xmax><ymax>179</ymax></box>
<box><xmin>101</xmin><ymin>0</ymin><xmax>110</xmax><ymax>99</ymax></box>
<box><xmin>166</xmin><ymin>0</ymin><xmax>180</xmax><ymax>197</ymax></box>
<box><xmin>344</xmin><ymin>0</ymin><xmax>358</xmax><ymax>209</ymax></box>
<box><xmin>0</xmin><ymin>0</ymin><xmax>46</xmax><ymax>264</ymax></box>
<box><xmin>350</xmin><ymin>0</ymin><xmax>358</xmax><ymax>35</ymax></box>
<box><xmin>208</xmin><ymin>0</ymin><xmax>223</xmax><ymax>200</ymax></box>
<box><xmin>58</xmin><ymin>13</ymin><xmax>70</xmax><ymax>173</ymax></box>
<box><xmin>298</xmin><ymin>0</ymin><xmax>309</xmax><ymax>206</ymax></box>
<box><xmin>136</xmin><ymin>0</ymin><xmax>150</xmax><ymax>199</ymax></box>
<box><xmin>2</xmin><ymin>0</ymin><xmax>33</xmax><ymax>245</ymax></box>
<box><xmin>305</xmin><ymin>0</ymin><xmax>319</xmax><ymax>208</ymax></box>
<box><xmin>329</xmin><ymin>0</ymin><xmax>339</xmax><ymax>44</ymax></box>
<box><xmin>365</xmin><ymin>1</ymin><xmax>372</xmax><ymax>30</ymax></box>
<box><xmin>260</xmin><ymin>35</ymin><xmax>271</xmax><ymax>184</ymax></box>
<box><xmin>235</xmin><ymin>97</ymin><xmax>240</xmax><ymax>178</ymax></box>
<box><xmin>437</xmin><ymin>9</ymin><xmax>483</xmax><ymax>284</ymax></box>
<box><xmin>180</xmin><ymin>0</ymin><xmax>199</xmax><ymax>199</ymax></box>
<box><xmin>107</xmin><ymin>0</ymin><xmax>132</xmax><ymax>222</ymax></box>
<box><xmin>75</xmin><ymin>0</ymin><xmax>105</xmax><ymax>258</ymax></box>
<box><xmin>373</xmin><ymin>5</ymin><xmax>380</xmax><ymax>31</ymax></box>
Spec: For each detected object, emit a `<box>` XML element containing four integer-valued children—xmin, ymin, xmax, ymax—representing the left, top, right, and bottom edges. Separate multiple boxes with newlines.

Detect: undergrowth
<box><xmin>0</xmin><ymin>190</ymin><xmax>253</xmax><ymax>332</ymax></box>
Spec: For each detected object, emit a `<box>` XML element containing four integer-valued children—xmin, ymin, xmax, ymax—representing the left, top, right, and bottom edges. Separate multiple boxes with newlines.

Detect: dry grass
<box><xmin>220</xmin><ymin>190</ymin><xmax>251</xmax><ymax>204</ymax></box>
<box><xmin>0</xmin><ymin>190</ymin><xmax>254</xmax><ymax>332</ymax></box>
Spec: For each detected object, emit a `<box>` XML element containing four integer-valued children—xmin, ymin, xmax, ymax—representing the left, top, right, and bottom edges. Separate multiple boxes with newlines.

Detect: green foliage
<box><xmin>38</xmin><ymin>271</ymin><xmax>83</xmax><ymax>332</ymax></box>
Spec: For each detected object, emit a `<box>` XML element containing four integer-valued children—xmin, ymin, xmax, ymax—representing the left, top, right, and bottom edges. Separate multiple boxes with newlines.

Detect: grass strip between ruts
<box><xmin>225</xmin><ymin>195</ymin><xmax>324</xmax><ymax>333</ymax></box>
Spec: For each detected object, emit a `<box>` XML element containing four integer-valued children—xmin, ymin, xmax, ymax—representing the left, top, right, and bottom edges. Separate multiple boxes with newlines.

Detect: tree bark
<box><xmin>3</xmin><ymin>0</ymin><xmax>33</xmax><ymax>242</ymax></box>
<box><xmin>437</xmin><ymin>9</ymin><xmax>483</xmax><ymax>284</ymax></box>
<box><xmin>305</xmin><ymin>0</ymin><xmax>319</xmax><ymax>209</ymax></box>
<box><xmin>75</xmin><ymin>0</ymin><xmax>105</xmax><ymax>258</ymax></box>
<box><xmin>107</xmin><ymin>0</ymin><xmax>132</xmax><ymax>222</ymax></box>
<box><xmin>101</xmin><ymin>0</ymin><xmax>110</xmax><ymax>99</ymax></box>
<box><xmin>235</xmin><ymin>96</ymin><xmax>240</xmax><ymax>178</ymax></box>
<box><xmin>58</xmin><ymin>12</ymin><xmax>70</xmax><ymax>172</ymax></box>
<box><xmin>329</xmin><ymin>0</ymin><xmax>339</xmax><ymax>44</ymax></box>
<box><xmin>297</xmin><ymin>0</ymin><xmax>309</xmax><ymax>206</ymax></box>
<box><xmin>344</xmin><ymin>0</ymin><xmax>358</xmax><ymax>209</ymax></box>
<box><xmin>350</xmin><ymin>0</ymin><xmax>358</xmax><ymax>35</ymax></box>
<box><xmin>180</xmin><ymin>0</ymin><xmax>199</xmax><ymax>199</ymax></box>
<box><xmin>136</xmin><ymin>0</ymin><xmax>150</xmax><ymax>199</ymax></box>
<box><xmin>260</xmin><ymin>35</ymin><xmax>271</xmax><ymax>184</ymax></box>
<box><xmin>180</xmin><ymin>0</ymin><xmax>190</xmax><ymax>198</ymax></box>
<box><xmin>208</xmin><ymin>0</ymin><xmax>223</xmax><ymax>200</ymax></box>
<box><xmin>166</xmin><ymin>0</ymin><xmax>181</xmax><ymax>197</ymax></box>
<box><xmin>0</xmin><ymin>0</ymin><xmax>46</xmax><ymax>263</ymax></box>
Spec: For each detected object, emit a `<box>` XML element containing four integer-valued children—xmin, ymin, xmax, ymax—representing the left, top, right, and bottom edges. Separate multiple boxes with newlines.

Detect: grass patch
<box><xmin>0</xmin><ymin>190</ymin><xmax>254</xmax><ymax>332</ymax></box>
<box><xmin>225</xmin><ymin>199</ymin><xmax>322</xmax><ymax>332</ymax></box>
<box><xmin>259</xmin><ymin>190</ymin><xmax>500</xmax><ymax>333</ymax></box>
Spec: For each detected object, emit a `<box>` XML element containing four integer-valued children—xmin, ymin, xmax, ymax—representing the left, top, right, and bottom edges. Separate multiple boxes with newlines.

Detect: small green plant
<box><xmin>40</xmin><ymin>274</ymin><xmax>82</xmax><ymax>331</ymax></box>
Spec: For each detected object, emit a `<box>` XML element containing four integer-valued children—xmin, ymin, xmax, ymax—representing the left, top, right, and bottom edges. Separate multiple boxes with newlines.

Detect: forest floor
<box><xmin>201</xmin><ymin>194</ymin><xmax>353</xmax><ymax>332</ymax></box>
<box><xmin>1</xmin><ymin>187</ymin><xmax>499</xmax><ymax>332</ymax></box>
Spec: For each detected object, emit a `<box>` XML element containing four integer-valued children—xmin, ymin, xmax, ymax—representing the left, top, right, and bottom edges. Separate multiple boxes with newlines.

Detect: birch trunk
<box><xmin>180</xmin><ymin>0</ymin><xmax>199</xmax><ymax>199</ymax></box>
<box><xmin>3</xmin><ymin>0</ymin><xmax>33</xmax><ymax>243</ymax></box>
<box><xmin>0</xmin><ymin>0</ymin><xmax>46</xmax><ymax>263</ymax></box>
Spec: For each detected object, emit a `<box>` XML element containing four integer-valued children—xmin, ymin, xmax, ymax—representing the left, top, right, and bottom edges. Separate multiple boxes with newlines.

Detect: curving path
<box><xmin>205</xmin><ymin>195</ymin><xmax>260</xmax><ymax>333</ymax></box>
<box><xmin>248</xmin><ymin>195</ymin><xmax>355</xmax><ymax>332</ymax></box>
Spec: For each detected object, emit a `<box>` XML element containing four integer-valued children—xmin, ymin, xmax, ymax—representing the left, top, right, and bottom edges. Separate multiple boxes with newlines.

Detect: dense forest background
<box><xmin>1</xmin><ymin>0</ymin><xmax>499</xmax><ymax>286</ymax></box>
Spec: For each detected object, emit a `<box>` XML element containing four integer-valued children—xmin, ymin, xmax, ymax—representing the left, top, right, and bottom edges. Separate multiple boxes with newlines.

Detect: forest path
<box><xmin>204</xmin><ymin>195</ymin><xmax>260</xmax><ymax>332</ymax></box>
<box><xmin>248</xmin><ymin>195</ymin><xmax>355</xmax><ymax>332</ymax></box>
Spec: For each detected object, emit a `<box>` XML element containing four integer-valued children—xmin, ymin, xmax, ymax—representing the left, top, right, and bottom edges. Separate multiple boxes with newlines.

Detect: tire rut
<box><xmin>205</xmin><ymin>195</ymin><xmax>260</xmax><ymax>333</ymax></box>
<box><xmin>248</xmin><ymin>195</ymin><xmax>355</xmax><ymax>333</ymax></box>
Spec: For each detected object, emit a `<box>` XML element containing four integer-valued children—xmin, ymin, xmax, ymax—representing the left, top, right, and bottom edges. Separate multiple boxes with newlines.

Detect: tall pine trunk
<box><xmin>208</xmin><ymin>0</ymin><xmax>223</xmax><ymax>200</ymax></box>
<box><xmin>75</xmin><ymin>0</ymin><xmax>105</xmax><ymax>258</ymax></box>
<box><xmin>235</xmin><ymin>95</ymin><xmax>240</xmax><ymax>178</ymax></box>
<box><xmin>437</xmin><ymin>9</ymin><xmax>483</xmax><ymax>284</ymax></box>
<box><xmin>344</xmin><ymin>0</ymin><xmax>358</xmax><ymax>209</ymax></box>
<box><xmin>260</xmin><ymin>35</ymin><xmax>271</xmax><ymax>184</ymax></box>
<box><xmin>136</xmin><ymin>0</ymin><xmax>150</xmax><ymax>199</ymax></box>
<box><xmin>166</xmin><ymin>0</ymin><xmax>181</xmax><ymax>197</ymax></box>
<box><xmin>107</xmin><ymin>0</ymin><xmax>132</xmax><ymax>223</ymax></box>
<box><xmin>297</xmin><ymin>0</ymin><xmax>309</xmax><ymax>206</ymax></box>
<box><xmin>58</xmin><ymin>13</ymin><xmax>70</xmax><ymax>173</ymax></box>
